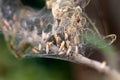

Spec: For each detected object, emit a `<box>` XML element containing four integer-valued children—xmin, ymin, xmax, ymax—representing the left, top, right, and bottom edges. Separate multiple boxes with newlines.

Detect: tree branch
<box><xmin>22</xmin><ymin>43</ymin><xmax>120</xmax><ymax>80</ymax></box>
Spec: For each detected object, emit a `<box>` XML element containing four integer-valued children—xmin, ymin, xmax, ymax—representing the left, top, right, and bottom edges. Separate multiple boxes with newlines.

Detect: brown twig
<box><xmin>50</xmin><ymin>44</ymin><xmax>120</xmax><ymax>80</ymax></box>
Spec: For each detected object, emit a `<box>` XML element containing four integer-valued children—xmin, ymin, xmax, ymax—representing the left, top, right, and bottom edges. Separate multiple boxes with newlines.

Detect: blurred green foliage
<box><xmin>84</xmin><ymin>33</ymin><xmax>117</xmax><ymax>68</ymax></box>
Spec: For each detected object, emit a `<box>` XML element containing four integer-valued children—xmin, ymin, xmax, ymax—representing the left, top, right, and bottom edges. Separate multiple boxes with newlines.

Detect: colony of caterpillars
<box><xmin>43</xmin><ymin>0</ymin><xmax>116</xmax><ymax>56</ymax></box>
<box><xmin>0</xmin><ymin>0</ymin><xmax>117</xmax><ymax>58</ymax></box>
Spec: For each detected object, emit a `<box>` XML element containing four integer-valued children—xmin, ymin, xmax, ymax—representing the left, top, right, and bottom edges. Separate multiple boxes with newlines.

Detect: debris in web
<box><xmin>0</xmin><ymin>0</ymin><xmax>116</xmax><ymax>60</ymax></box>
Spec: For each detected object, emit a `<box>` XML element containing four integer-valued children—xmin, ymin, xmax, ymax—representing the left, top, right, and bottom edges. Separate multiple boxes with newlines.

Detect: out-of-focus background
<box><xmin>0</xmin><ymin>0</ymin><xmax>120</xmax><ymax>80</ymax></box>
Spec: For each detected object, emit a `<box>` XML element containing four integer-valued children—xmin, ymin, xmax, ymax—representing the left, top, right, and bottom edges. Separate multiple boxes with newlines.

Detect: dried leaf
<box><xmin>59</xmin><ymin>41</ymin><xmax>65</xmax><ymax>50</ymax></box>
<box><xmin>66</xmin><ymin>40</ymin><xmax>70</xmax><ymax>48</ymax></box>
<box><xmin>74</xmin><ymin>35</ymin><xmax>79</xmax><ymax>45</ymax></box>
<box><xmin>65</xmin><ymin>32</ymin><xmax>68</xmax><ymax>40</ymax></box>
<box><xmin>75</xmin><ymin>46</ymin><xmax>79</xmax><ymax>54</ymax></box>
<box><xmin>46</xmin><ymin>43</ymin><xmax>49</xmax><ymax>54</ymax></box>
<box><xmin>38</xmin><ymin>43</ymin><xmax>42</xmax><ymax>51</ymax></box>
<box><xmin>32</xmin><ymin>48</ymin><xmax>39</xmax><ymax>54</ymax></box>
<box><xmin>66</xmin><ymin>46</ymin><xmax>72</xmax><ymax>55</ymax></box>
<box><xmin>58</xmin><ymin>51</ymin><xmax>64</xmax><ymax>55</ymax></box>
<box><xmin>101</xmin><ymin>61</ymin><xmax>107</xmax><ymax>69</ymax></box>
